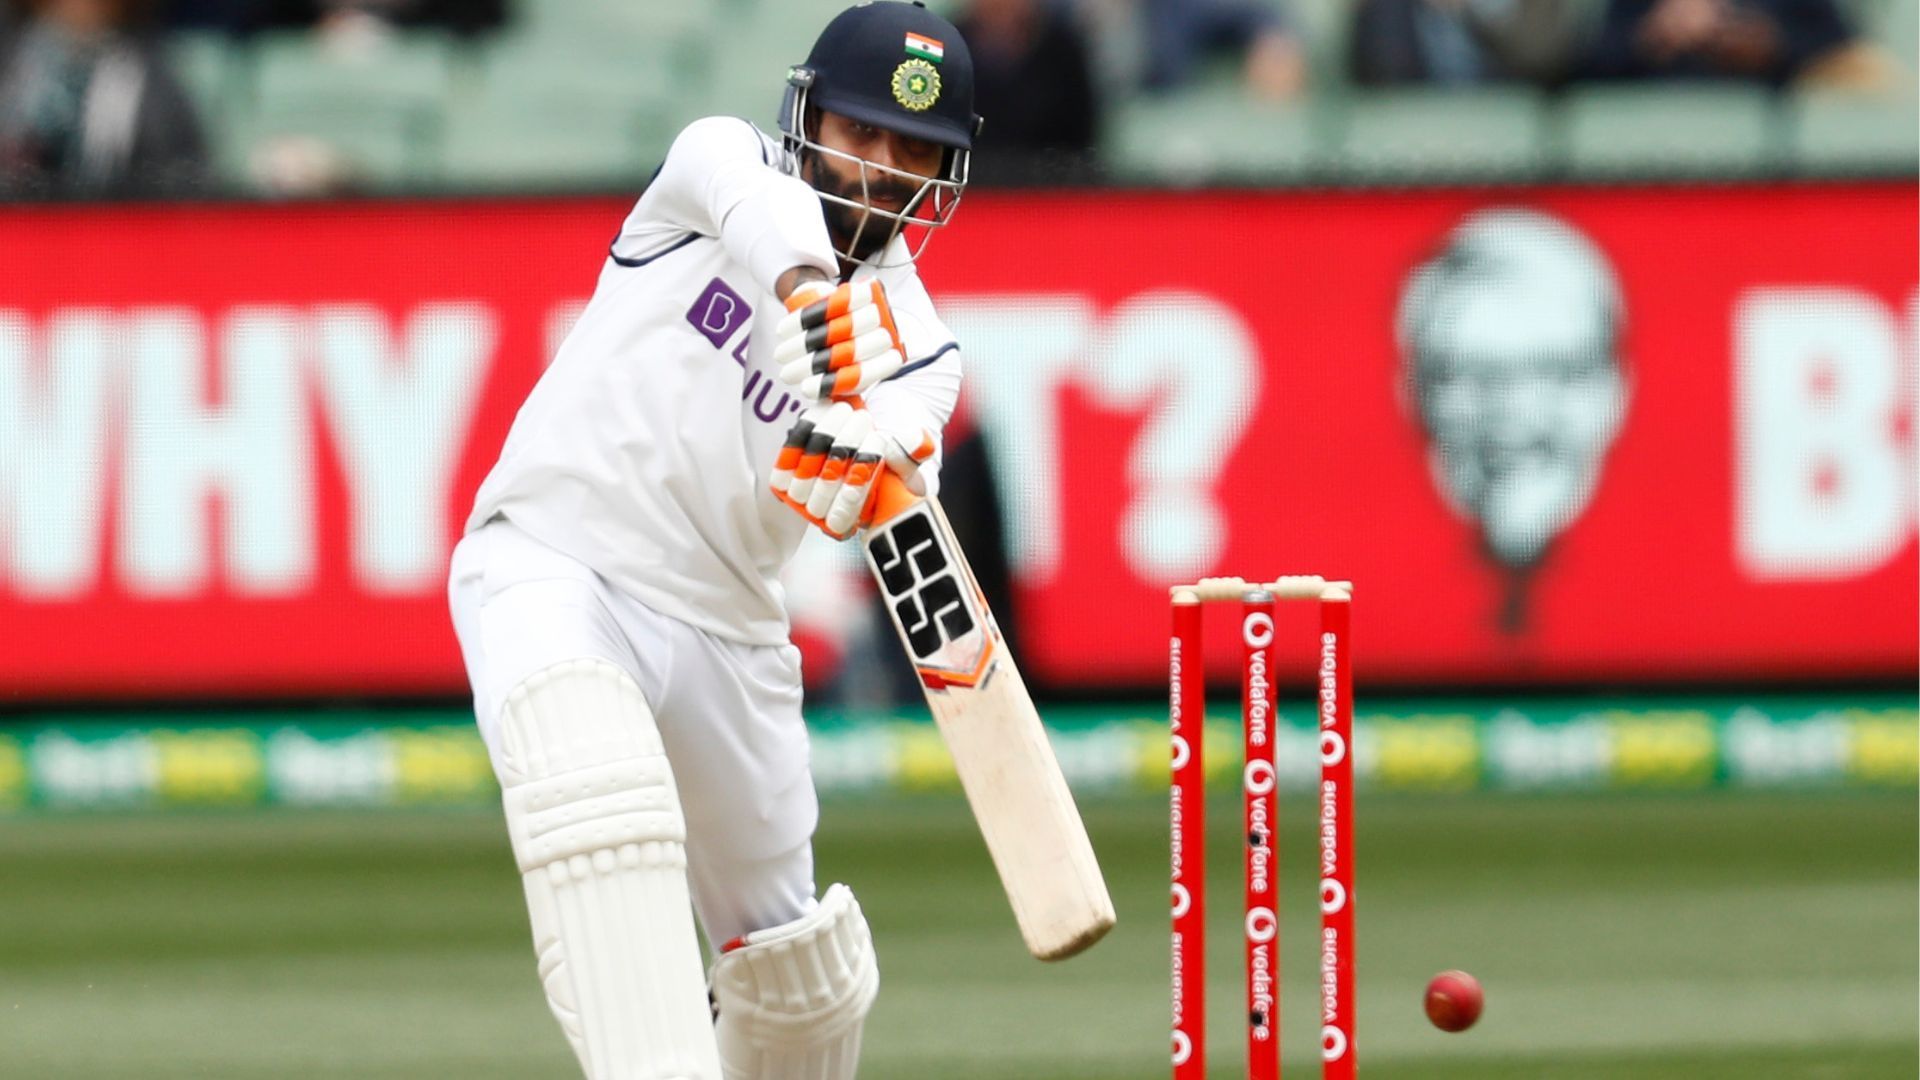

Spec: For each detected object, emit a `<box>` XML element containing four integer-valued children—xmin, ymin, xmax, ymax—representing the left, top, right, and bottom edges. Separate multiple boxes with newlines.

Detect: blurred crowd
<box><xmin>0</xmin><ymin>0</ymin><xmax>501</xmax><ymax>194</ymax></box>
<box><xmin>964</xmin><ymin>0</ymin><xmax>1903</xmax><ymax>177</ymax></box>
<box><xmin>0</xmin><ymin>0</ymin><xmax>1909</xmax><ymax>196</ymax></box>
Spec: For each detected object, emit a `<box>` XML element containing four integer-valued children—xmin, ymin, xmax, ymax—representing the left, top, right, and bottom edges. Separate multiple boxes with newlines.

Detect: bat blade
<box><xmin>862</xmin><ymin>475</ymin><xmax>1116</xmax><ymax>960</ymax></box>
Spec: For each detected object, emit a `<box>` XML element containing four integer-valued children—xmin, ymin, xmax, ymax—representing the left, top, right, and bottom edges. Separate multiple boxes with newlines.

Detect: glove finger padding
<box><xmin>776</xmin><ymin>401</ymin><xmax>855</xmax><ymax>509</ymax></box>
<box><xmin>804</xmin><ymin>408</ymin><xmax>872</xmax><ymax>518</ymax></box>
<box><xmin>777</xmin><ymin>278</ymin><xmax>884</xmax><ymax>334</ymax></box>
<box><xmin>771</xmin><ymin>404</ymin><xmax>931</xmax><ymax>541</ymax></box>
<box><xmin>791</xmin><ymin>345</ymin><xmax>905</xmax><ymax>403</ymax></box>
<box><xmin>770</xmin><ymin>411</ymin><xmax>815</xmax><ymax>495</ymax></box>
<box><xmin>775</xmin><ymin>280</ymin><xmax>905</xmax><ymax>403</ymax></box>
<box><xmin>778</xmin><ymin>324</ymin><xmax>895</xmax><ymax>382</ymax></box>
<box><xmin>822</xmin><ymin>428</ymin><xmax>888</xmax><ymax>538</ymax></box>
<box><xmin>804</xmin><ymin>424</ymin><xmax>935</xmax><ymax>540</ymax></box>
<box><xmin>772</xmin><ymin>302</ymin><xmax>884</xmax><ymax>367</ymax></box>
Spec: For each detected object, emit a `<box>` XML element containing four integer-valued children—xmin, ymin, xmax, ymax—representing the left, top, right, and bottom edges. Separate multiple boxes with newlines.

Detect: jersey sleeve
<box><xmin>864</xmin><ymin>321</ymin><xmax>962</xmax><ymax>500</ymax></box>
<box><xmin>630</xmin><ymin>117</ymin><xmax>838</xmax><ymax>293</ymax></box>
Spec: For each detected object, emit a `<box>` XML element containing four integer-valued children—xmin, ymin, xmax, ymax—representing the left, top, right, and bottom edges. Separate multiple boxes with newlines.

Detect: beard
<box><xmin>805</xmin><ymin>154</ymin><xmax>919</xmax><ymax>262</ymax></box>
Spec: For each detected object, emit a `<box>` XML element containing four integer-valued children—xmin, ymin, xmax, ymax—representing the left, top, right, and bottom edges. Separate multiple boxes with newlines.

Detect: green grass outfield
<box><xmin>2</xmin><ymin>791</ymin><xmax>1913</xmax><ymax>1078</ymax></box>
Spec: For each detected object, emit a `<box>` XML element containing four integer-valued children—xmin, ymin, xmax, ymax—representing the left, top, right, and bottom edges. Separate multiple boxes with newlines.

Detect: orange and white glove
<box><xmin>774</xmin><ymin>280</ymin><xmax>908</xmax><ymax>404</ymax></box>
<box><xmin>771</xmin><ymin>400</ymin><xmax>937</xmax><ymax>540</ymax></box>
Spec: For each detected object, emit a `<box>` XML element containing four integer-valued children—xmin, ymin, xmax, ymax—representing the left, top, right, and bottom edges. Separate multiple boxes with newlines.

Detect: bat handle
<box><xmin>864</xmin><ymin>466</ymin><xmax>924</xmax><ymax>530</ymax></box>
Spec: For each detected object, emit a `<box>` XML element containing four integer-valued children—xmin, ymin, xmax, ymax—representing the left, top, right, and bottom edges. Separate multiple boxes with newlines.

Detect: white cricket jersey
<box><xmin>465</xmin><ymin>116</ymin><xmax>963</xmax><ymax>646</ymax></box>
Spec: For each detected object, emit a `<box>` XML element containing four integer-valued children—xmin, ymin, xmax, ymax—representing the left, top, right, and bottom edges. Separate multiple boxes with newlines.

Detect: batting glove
<box><xmin>774</xmin><ymin>280</ymin><xmax>907</xmax><ymax>404</ymax></box>
<box><xmin>771</xmin><ymin>401</ymin><xmax>937</xmax><ymax>540</ymax></box>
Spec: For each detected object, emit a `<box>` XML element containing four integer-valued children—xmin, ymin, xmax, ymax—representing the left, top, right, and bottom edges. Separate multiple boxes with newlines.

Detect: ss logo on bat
<box><xmin>866</xmin><ymin>508</ymin><xmax>977</xmax><ymax>662</ymax></box>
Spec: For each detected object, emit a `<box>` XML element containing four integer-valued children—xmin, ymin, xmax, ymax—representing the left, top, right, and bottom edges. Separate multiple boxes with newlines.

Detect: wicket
<box><xmin>1170</xmin><ymin>576</ymin><xmax>1356</xmax><ymax>1079</ymax></box>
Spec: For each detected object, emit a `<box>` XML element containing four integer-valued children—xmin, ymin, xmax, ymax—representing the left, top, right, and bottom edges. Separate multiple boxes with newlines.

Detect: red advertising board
<box><xmin>0</xmin><ymin>185</ymin><xmax>1913</xmax><ymax>699</ymax></box>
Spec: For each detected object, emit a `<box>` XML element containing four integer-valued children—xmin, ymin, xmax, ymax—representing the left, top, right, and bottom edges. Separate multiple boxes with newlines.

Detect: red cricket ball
<box><xmin>1424</xmin><ymin>970</ymin><xmax>1483</xmax><ymax>1032</ymax></box>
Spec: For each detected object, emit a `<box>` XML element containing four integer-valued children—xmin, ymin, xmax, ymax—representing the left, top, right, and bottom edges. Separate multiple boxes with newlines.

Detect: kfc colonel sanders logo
<box><xmin>1397</xmin><ymin>208</ymin><xmax>1631</xmax><ymax>631</ymax></box>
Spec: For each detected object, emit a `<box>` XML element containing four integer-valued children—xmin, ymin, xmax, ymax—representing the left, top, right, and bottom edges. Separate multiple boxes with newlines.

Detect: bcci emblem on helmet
<box><xmin>891</xmin><ymin>58</ymin><xmax>940</xmax><ymax>111</ymax></box>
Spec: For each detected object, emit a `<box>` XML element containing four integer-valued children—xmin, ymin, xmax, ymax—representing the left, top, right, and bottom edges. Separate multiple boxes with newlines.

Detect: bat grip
<box><xmin>865</xmin><ymin>467</ymin><xmax>923</xmax><ymax>530</ymax></box>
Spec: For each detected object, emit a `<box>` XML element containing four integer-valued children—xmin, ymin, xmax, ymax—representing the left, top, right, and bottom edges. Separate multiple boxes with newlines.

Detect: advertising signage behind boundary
<box><xmin>0</xmin><ymin>186</ymin><xmax>1913</xmax><ymax>699</ymax></box>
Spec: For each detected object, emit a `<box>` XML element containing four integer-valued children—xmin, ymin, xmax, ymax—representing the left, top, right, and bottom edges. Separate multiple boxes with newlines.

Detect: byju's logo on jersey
<box><xmin>686</xmin><ymin>275</ymin><xmax>804</xmax><ymax>425</ymax></box>
<box><xmin>687</xmin><ymin>277</ymin><xmax>751</xmax><ymax>348</ymax></box>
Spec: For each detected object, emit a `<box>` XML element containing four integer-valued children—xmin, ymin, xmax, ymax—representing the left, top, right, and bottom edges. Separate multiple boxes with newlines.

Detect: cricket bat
<box><xmin>860</xmin><ymin>472</ymin><xmax>1116</xmax><ymax>961</ymax></box>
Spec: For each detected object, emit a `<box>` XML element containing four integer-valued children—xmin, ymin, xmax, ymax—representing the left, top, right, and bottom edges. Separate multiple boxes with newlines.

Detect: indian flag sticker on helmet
<box><xmin>891</xmin><ymin>58</ymin><xmax>941</xmax><ymax>111</ymax></box>
<box><xmin>904</xmin><ymin>31</ymin><xmax>944</xmax><ymax>63</ymax></box>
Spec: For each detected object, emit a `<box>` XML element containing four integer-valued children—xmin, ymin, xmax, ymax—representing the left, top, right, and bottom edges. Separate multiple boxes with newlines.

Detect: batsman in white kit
<box><xmin>447</xmin><ymin>4</ymin><xmax>983</xmax><ymax>1076</ymax></box>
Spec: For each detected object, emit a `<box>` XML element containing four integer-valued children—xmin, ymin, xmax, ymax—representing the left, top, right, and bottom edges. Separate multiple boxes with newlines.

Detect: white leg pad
<box><xmin>497</xmin><ymin>658</ymin><xmax>722</xmax><ymax>1080</ymax></box>
<box><xmin>710</xmin><ymin>883</ymin><xmax>879</xmax><ymax>1080</ymax></box>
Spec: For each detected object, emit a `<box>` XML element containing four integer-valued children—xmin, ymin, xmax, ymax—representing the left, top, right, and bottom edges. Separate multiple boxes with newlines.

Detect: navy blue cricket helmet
<box><xmin>780</xmin><ymin>1</ymin><xmax>983</xmax><ymax>263</ymax></box>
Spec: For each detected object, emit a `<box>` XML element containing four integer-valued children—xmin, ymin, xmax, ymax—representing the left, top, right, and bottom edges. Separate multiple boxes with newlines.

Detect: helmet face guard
<box><xmin>781</xmin><ymin>65</ymin><xmax>973</xmax><ymax>268</ymax></box>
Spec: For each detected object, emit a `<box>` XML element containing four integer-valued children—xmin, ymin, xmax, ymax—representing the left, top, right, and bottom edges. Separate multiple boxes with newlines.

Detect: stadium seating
<box><xmin>1870</xmin><ymin>0</ymin><xmax>1917</xmax><ymax>59</ymax></box>
<box><xmin>442</xmin><ymin>97</ymin><xmax>660</xmax><ymax>191</ymax></box>
<box><xmin>1108</xmin><ymin>88</ymin><xmax>1318</xmax><ymax>184</ymax></box>
<box><xmin>1331</xmin><ymin>89</ymin><xmax>1546</xmax><ymax>181</ymax></box>
<box><xmin>168</xmin><ymin>31</ymin><xmax>237</xmax><ymax>123</ymax></box>
<box><xmin>514</xmin><ymin>1</ymin><xmax>720</xmax><ymax>47</ymax></box>
<box><xmin>1787</xmin><ymin>91</ymin><xmax>1920</xmax><ymax>172</ymax></box>
<box><xmin>1560</xmin><ymin>83</ymin><xmax>1782</xmax><ymax>177</ymax></box>
<box><xmin>245</xmin><ymin>33</ymin><xmax>458</xmax><ymax>186</ymax></box>
<box><xmin>151</xmin><ymin>0</ymin><xmax>1918</xmax><ymax>194</ymax></box>
<box><xmin>442</xmin><ymin>41</ymin><xmax>667</xmax><ymax>190</ymax></box>
<box><xmin>167</xmin><ymin>31</ymin><xmax>248</xmax><ymax>182</ymax></box>
<box><xmin>696</xmin><ymin>0</ymin><xmax>848</xmax><ymax>129</ymax></box>
<box><xmin>1290</xmin><ymin>0</ymin><xmax>1355</xmax><ymax>93</ymax></box>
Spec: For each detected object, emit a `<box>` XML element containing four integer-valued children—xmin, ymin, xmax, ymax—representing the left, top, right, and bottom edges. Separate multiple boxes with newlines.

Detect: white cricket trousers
<box><xmin>448</xmin><ymin>516</ymin><xmax>819</xmax><ymax>948</ymax></box>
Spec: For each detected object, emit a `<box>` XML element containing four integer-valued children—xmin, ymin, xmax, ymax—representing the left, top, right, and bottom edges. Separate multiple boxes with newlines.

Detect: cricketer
<box><xmin>445</xmin><ymin>3</ymin><xmax>980</xmax><ymax>1076</ymax></box>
